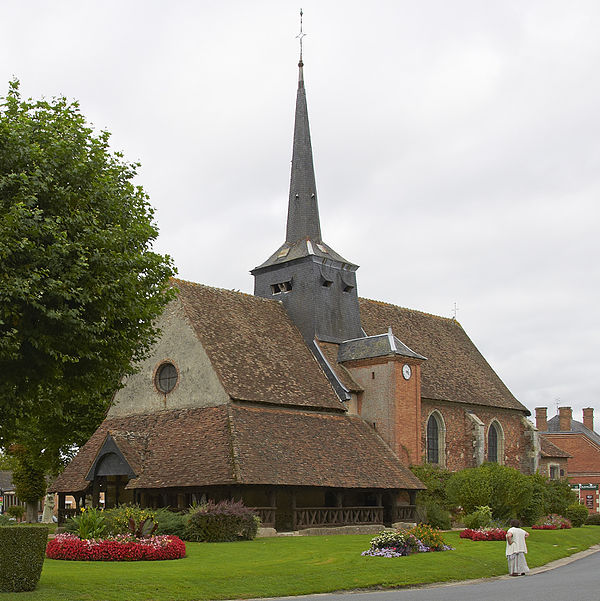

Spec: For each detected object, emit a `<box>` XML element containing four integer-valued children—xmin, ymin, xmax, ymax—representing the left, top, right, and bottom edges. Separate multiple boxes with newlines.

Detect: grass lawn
<box><xmin>3</xmin><ymin>527</ymin><xmax>600</xmax><ymax>601</ymax></box>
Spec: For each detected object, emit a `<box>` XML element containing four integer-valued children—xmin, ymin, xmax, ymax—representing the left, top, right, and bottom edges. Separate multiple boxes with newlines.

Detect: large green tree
<box><xmin>0</xmin><ymin>81</ymin><xmax>176</xmax><ymax>519</ymax></box>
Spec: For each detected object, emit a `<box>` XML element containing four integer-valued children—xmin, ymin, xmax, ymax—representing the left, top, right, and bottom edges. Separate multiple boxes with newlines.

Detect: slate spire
<box><xmin>286</xmin><ymin>52</ymin><xmax>322</xmax><ymax>243</ymax></box>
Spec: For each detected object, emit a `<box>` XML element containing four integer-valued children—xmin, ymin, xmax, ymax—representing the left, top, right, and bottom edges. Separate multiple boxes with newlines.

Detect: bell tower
<box><xmin>252</xmin><ymin>14</ymin><xmax>362</xmax><ymax>344</ymax></box>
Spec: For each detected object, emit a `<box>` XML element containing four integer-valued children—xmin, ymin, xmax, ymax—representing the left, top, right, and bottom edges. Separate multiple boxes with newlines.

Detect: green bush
<box><xmin>185</xmin><ymin>500</ymin><xmax>259</xmax><ymax>542</ymax></box>
<box><xmin>410</xmin><ymin>465</ymin><xmax>453</xmax><ymax>529</ymax></box>
<box><xmin>103</xmin><ymin>504</ymin><xmax>156</xmax><ymax>536</ymax></box>
<box><xmin>0</xmin><ymin>514</ymin><xmax>10</xmax><ymax>526</ymax></box>
<box><xmin>463</xmin><ymin>505</ymin><xmax>493</xmax><ymax>530</ymax></box>
<box><xmin>565</xmin><ymin>503</ymin><xmax>589</xmax><ymax>527</ymax></box>
<box><xmin>154</xmin><ymin>508</ymin><xmax>187</xmax><ymax>538</ymax></box>
<box><xmin>6</xmin><ymin>505</ymin><xmax>25</xmax><ymax>520</ymax></box>
<box><xmin>421</xmin><ymin>502</ymin><xmax>451</xmax><ymax>530</ymax></box>
<box><xmin>0</xmin><ymin>525</ymin><xmax>48</xmax><ymax>592</ymax></box>
<box><xmin>447</xmin><ymin>463</ymin><xmax>533</xmax><ymax>522</ymax></box>
<box><xmin>585</xmin><ymin>512</ymin><xmax>600</xmax><ymax>525</ymax></box>
<box><xmin>70</xmin><ymin>507</ymin><xmax>106</xmax><ymax>539</ymax></box>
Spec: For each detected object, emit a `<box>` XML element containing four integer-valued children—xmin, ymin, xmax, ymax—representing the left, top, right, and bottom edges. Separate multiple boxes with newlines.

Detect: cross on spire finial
<box><xmin>296</xmin><ymin>8</ymin><xmax>306</xmax><ymax>65</ymax></box>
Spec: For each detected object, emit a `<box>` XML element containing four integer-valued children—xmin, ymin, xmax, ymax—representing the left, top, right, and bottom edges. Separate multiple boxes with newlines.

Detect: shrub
<box><xmin>70</xmin><ymin>507</ymin><xmax>106</xmax><ymax>540</ymax></box>
<box><xmin>154</xmin><ymin>508</ymin><xmax>187</xmax><ymax>538</ymax></box>
<box><xmin>103</xmin><ymin>505</ymin><xmax>156</xmax><ymax>536</ymax></box>
<box><xmin>407</xmin><ymin>524</ymin><xmax>448</xmax><ymax>551</ymax></box>
<box><xmin>0</xmin><ymin>525</ymin><xmax>48</xmax><ymax>592</ymax></box>
<box><xmin>532</xmin><ymin>514</ymin><xmax>572</xmax><ymax>529</ymax></box>
<box><xmin>463</xmin><ymin>505</ymin><xmax>493</xmax><ymax>530</ymax></box>
<box><xmin>362</xmin><ymin>528</ymin><xmax>453</xmax><ymax>557</ymax></box>
<box><xmin>0</xmin><ymin>514</ymin><xmax>10</xmax><ymax>526</ymax></box>
<box><xmin>184</xmin><ymin>500</ymin><xmax>259</xmax><ymax>542</ymax></box>
<box><xmin>565</xmin><ymin>504</ymin><xmax>589</xmax><ymax>527</ymax></box>
<box><xmin>6</xmin><ymin>505</ymin><xmax>25</xmax><ymax>520</ymax></box>
<box><xmin>460</xmin><ymin>528</ymin><xmax>507</xmax><ymax>541</ymax></box>
<box><xmin>46</xmin><ymin>533</ymin><xmax>185</xmax><ymax>561</ymax></box>
<box><xmin>585</xmin><ymin>512</ymin><xmax>600</xmax><ymax>525</ymax></box>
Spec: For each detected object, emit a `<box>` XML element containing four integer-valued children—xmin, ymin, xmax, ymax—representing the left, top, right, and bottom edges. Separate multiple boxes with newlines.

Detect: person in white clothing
<box><xmin>506</xmin><ymin>518</ymin><xmax>529</xmax><ymax>576</ymax></box>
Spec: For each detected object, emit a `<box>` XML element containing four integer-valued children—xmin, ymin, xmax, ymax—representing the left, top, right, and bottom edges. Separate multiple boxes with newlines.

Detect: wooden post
<box><xmin>291</xmin><ymin>488</ymin><xmax>297</xmax><ymax>531</ymax></box>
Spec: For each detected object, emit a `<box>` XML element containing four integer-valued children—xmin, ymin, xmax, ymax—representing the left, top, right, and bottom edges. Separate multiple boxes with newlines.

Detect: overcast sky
<box><xmin>2</xmin><ymin>0</ymin><xmax>599</xmax><ymax>424</ymax></box>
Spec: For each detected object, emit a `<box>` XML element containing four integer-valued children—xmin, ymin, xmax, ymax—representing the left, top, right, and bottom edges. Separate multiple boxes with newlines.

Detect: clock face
<box><xmin>402</xmin><ymin>364</ymin><xmax>412</xmax><ymax>380</ymax></box>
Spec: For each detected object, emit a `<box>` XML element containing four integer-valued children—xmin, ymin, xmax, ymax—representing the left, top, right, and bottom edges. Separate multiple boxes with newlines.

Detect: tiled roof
<box><xmin>359</xmin><ymin>298</ymin><xmax>529</xmax><ymax>414</ymax></box>
<box><xmin>539</xmin><ymin>436</ymin><xmax>572</xmax><ymax>458</ymax></box>
<box><xmin>0</xmin><ymin>470</ymin><xmax>14</xmax><ymax>492</ymax></box>
<box><xmin>547</xmin><ymin>416</ymin><xmax>600</xmax><ymax>446</ymax></box>
<box><xmin>174</xmin><ymin>279</ymin><xmax>345</xmax><ymax>412</ymax></box>
<box><xmin>50</xmin><ymin>405</ymin><xmax>424</xmax><ymax>493</ymax></box>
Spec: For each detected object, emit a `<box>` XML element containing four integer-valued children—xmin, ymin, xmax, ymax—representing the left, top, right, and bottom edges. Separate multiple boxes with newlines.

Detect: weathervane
<box><xmin>296</xmin><ymin>8</ymin><xmax>306</xmax><ymax>64</ymax></box>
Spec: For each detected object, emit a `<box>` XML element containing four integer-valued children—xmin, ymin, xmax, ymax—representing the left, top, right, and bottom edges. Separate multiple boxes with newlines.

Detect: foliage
<box><xmin>460</xmin><ymin>528</ymin><xmax>507</xmax><ymax>541</ymax></box>
<box><xmin>585</xmin><ymin>512</ymin><xmax>600</xmax><ymax>525</ymax></box>
<box><xmin>0</xmin><ymin>525</ymin><xmax>48</xmax><ymax>592</ymax></box>
<box><xmin>0</xmin><ymin>80</ymin><xmax>175</xmax><ymax>497</ymax></box>
<box><xmin>544</xmin><ymin>479</ymin><xmax>577</xmax><ymax>515</ymax></box>
<box><xmin>0</xmin><ymin>514</ymin><xmax>11</xmax><ymax>526</ymax></box>
<box><xmin>103</xmin><ymin>505</ymin><xmax>156</xmax><ymax>536</ymax></box>
<box><xmin>45</xmin><ymin>533</ymin><xmax>185</xmax><ymax>561</ymax></box>
<box><xmin>184</xmin><ymin>500</ymin><xmax>259</xmax><ymax>542</ymax></box>
<box><xmin>128</xmin><ymin>517</ymin><xmax>157</xmax><ymax>539</ymax></box>
<box><xmin>463</xmin><ymin>505</ymin><xmax>493</xmax><ymax>530</ymax></box>
<box><xmin>565</xmin><ymin>503</ymin><xmax>589</xmax><ymax>527</ymax></box>
<box><xmin>447</xmin><ymin>463</ymin><xmax>533</xmax><ymax>522</ymax></box>
<box><xmin>0</xmin><ymin>452</ymin><xmax>17</xmax><ymax>470</ymax></box>
<box><xmin>153</xmin><ymin>508</ymin><xmax>187</xmax><ymax>538</ymax></box>
<box><xmin>532</xmin><ymin>514</ymin><xmax>572</xmax><ymax>529</ymax></box>
<box><xmin>362</xmin><ymin>527</ymin><xmax>452</xmax><ymax>557</ymax></box>
<box><xmin>410</xmin><ymin>465</ymin><xmax>454</xmax><ymax>528</ymax></box>
<box><xmin>70</xmin><ymin>507</ymin><xmax>106</xmax><ymax>540</ymax></box>
<box><xmin>6</xmin><ymin>505</ymin><xmax>25</xmax><ymax>520</ymax></box>
<box><xmin>9</xmin><ymin>445</ymin><xmax>47</xmax><ymax>504</ymax></box>
<box><xmin>407</xmin><ymin>524</ymin><xmax>449</xmax><ymax>551</ymax></box>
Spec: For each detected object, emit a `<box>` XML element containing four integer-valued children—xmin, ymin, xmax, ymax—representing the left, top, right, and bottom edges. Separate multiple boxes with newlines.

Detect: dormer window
<box><xmin>343</xmin><ymin>284</ymin><xmax>354</xmax><ymax>293</ymax></box>
<box><xmin>271</xmin><ymin>281</ymin><xmax>292</xmax><ymax>294</ymax></box>
<box><xmin>322</xmin><ymin>279</ymin><xmax>333</xmax><ymax>288</ymax></box>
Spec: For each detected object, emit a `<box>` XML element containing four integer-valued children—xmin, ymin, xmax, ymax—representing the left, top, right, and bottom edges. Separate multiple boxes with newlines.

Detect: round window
<box><xmin>156</xmin><ymin>362</ymin><xmax>178</xmax><ymax>393</ymax></box>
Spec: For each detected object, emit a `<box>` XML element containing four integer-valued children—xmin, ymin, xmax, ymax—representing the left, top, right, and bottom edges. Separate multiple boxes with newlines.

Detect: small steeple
<box><xmin>286</xmin><ymin>9</ymin><xmax>322</xmax><ymax>244</ymax></box>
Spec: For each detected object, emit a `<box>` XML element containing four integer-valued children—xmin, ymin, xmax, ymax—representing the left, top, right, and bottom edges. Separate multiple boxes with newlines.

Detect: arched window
<box><xmin>487</xmin><ymin>421</ymin><xmax>504</xmax><ymax>463</ymax></box>
<box><xmin>426</xmin><ymin>411</ymin><xmax>446</xmax><ymax>465</ymax></box>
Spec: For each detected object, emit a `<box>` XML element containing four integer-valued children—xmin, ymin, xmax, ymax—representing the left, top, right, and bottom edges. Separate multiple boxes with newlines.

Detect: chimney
<box><xmin>559</xmin><ymin>406</ymin><xmax>572</xmax><ymax>432</ymax></box>
<box><xmin>535</xmin><ymin>407</ymin><xmax>548</xmax><ymax>432</ymax></box>
<box><xmin>583</xmin><ymin>408</ymin><xmax>594</xmax><ymax>432</ymax></box>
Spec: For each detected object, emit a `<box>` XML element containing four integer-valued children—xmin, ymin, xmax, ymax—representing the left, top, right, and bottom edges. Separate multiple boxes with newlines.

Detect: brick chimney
<box><xmin>535</xmin><ymin>407</ymin><xmax>548</xmax><ymax>431</ymax></box>
<box><xmin>583</xmin><ymin>408</ymin><xmax>594</xmax><ymax>432</ymax></box>
<box><xmin>559</xmin><ymin>407</ymin><xmax>572</xmax><ymax>432</ymax></box>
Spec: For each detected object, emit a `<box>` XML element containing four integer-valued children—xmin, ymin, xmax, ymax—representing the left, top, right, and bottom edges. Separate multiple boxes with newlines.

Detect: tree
<box><xmin>0</xmin><ymin>81</ymin><xmax>176</xmax><ymax>519</ymax></box>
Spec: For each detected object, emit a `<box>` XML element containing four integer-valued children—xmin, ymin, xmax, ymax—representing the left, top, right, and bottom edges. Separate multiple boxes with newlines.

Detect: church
<box><xmin>51</xmin><ymin>47</ymin><xmax>537</xmax><ymax>531</ymax></box>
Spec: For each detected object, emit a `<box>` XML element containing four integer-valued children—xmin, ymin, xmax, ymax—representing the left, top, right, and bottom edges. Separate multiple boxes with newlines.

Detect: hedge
<box><xmin>0</xmin><ymin>525</ymin><xmax>48</xmax><ymax>592</ymax></box>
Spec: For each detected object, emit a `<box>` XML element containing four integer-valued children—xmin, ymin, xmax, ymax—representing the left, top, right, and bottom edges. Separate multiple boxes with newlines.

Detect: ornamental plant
<box><xmin>532</xmin><ymin>514</ymin><xmax>572</xmax><ymax>529</ymax></box>
<box><xmin>103</xmin><ymin>505</ymin><xmax>157</xmax><ymax>536</ymax></box>
<box><xmin>460</xmin><ymin>528</ymin><xmax>507</xmax><ymax>541</ymax></box>
<box><xmin>362</xmin><ymin>528</ymin><xmax>453</xmax><ymax>557</ymax></box>
<box><xmin>185</xmin><ymin>500</ymin><xmax>259</xmax><ymax>542</ymax></box>
<box><xmin>46</xmin><ymin>532</ymin><xmax>186</xmax><ymax>561</ymax></box>
<box><xmin>0</xmin><ymin>525</ymin><xmax>48</xmax><ymax>592</ymax></box>
<box><xmin>565</xmin><ymin>503</ymin><xmax>589</xmax><ymax>527</ymax></box>
<box><xmin>70</xmin><ymin>507</ymin><xmax>106</xmax><ymax>540</ymax></box>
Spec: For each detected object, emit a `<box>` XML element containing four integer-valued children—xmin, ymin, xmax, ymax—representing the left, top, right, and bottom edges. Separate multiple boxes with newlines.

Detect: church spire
<box><xmin>286</xmin><ymin>9</ymin><xmax>322</xmax><ymax>244</ymax></box>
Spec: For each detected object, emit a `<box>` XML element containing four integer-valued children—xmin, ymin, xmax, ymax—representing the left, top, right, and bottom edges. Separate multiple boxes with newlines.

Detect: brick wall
<box><xmin>421</xmin><ymin>400</ymin><xmax>534</xmax><ymax>472</ymax></box>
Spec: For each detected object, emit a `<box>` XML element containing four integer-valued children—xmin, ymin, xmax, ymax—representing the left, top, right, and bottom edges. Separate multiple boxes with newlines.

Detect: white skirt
<box><xmin>507</xmin><ymin>552</ymin><xmax>529</xmax><ymax>575</ymax></box>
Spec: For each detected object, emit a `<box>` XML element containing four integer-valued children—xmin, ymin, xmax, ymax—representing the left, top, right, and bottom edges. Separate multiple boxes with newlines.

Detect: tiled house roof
<box><xmin>539</xmin><ymin>436</ymin><xmax>572</xmax><ymax>458</ymax></box>
<box><xmin>359</xmin><ymin>298</ymin><xmax>529</xmax><ymax>414</ymax></box>
<box><xmin>51</xmin><ymin>405</ymin><xmax>424</xmax><ymax>493</ymax></box>
<box><xmin>176</xmin><ymin>279</ymin><xmax>345</xmax><ymax>412</ymax></box>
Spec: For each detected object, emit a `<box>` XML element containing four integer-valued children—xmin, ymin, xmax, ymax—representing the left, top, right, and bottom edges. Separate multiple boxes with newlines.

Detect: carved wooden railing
<box><xmin>392</xmin><ymin>505</ymin><xmax>417</xmax><ymax>522</ymax></box>
<box><xmin>251</xmin><ymin>506</ymin><xmax>276</xmax><ymax>527</ymax></box>
<box><xmin>294</xmin><ymin>506</ymin><xmax>384</xmax><ymax>529</ymax></box>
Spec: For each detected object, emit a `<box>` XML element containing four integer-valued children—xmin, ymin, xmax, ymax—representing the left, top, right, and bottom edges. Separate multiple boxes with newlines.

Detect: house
<box><xmin>51</xmin><ymin>49</ymin><xmax>536</xmax><ymax>530</ymax></box>
<box><xmin>536</xmin><ymin>407</ymin><xmax>600</xmax><ymax>512</ymax></box>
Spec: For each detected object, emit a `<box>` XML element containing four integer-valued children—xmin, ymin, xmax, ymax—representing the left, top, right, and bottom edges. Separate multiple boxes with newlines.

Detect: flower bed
<box><xmin>532</xmin><ymin>514</ymin><xmax>572</xmax><ymax>530</ymax></box>
<box><xmin>460</xmin><ymin>528</ymin><xmax>507</xmax><ymax>541</ymax></box>
<box><xmin>46</xmin><ymin>533</ymin><xmax>186</xmax><ymax>561</ymax></box>
<box><xmin>361</xmin><ymin>526</ymin><xmax>453</xmax><ymax>558</ymax></box>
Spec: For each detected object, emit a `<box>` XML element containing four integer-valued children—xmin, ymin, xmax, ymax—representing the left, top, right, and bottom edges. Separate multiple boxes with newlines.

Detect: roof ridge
<box><xmin>172</xmin><ymin>277</ymin><xmax>276</xmax><ymax>303</ymax></box>
<box><xmin>359</xmin><ymin>296</ymin><xmax>462</xmax><ymax>325</ymax></box>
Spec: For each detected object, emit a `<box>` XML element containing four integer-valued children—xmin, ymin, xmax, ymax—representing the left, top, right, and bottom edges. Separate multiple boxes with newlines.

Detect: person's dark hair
<box><xmin>510</xmin><ymin>519</ymin><xmax>521</xmax><ymax>528</ymax></box>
